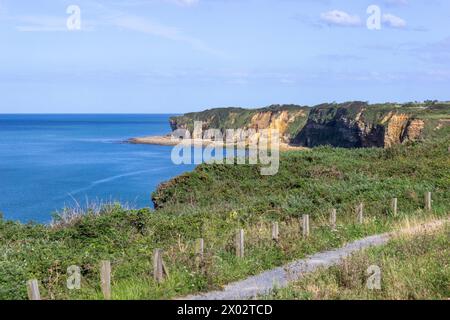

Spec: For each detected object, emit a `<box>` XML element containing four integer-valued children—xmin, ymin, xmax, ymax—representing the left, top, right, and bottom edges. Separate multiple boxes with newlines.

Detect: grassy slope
<box><xmin>0</xmin><ymin>128</ymin><xmax>449</xmax><ymax>300</ymax></box>
<box><xmin>308</xmin><ymin>101</ymin><xmax>450</xmax><ymax>123</ymax></box>
<box><xmin>264</xmin><ymin>223</ymin><xmax>450</xmax><ymax>300</ymax></box>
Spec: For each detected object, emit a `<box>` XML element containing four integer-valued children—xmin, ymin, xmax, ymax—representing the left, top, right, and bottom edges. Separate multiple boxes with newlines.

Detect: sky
<box><xmin>0</xmin><ymin>0</ymin><xmax>449</xmax><ymax>113</ymax></box>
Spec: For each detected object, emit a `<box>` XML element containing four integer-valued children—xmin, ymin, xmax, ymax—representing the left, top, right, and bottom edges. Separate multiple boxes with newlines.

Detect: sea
<box><xmin>0</xmin><ymin>114</ymin><xmax>196</xmax><ymax>223</ymax></box>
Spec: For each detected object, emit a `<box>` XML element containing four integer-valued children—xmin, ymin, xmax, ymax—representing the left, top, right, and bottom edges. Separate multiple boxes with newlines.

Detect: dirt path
<box><xmin>183</xmin><ymin>219</ymin><xmax>448</xmax><ymax>300</ymax></box>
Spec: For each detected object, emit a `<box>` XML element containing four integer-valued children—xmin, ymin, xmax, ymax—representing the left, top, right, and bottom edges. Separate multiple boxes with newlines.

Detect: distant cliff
<box><xmin>293</xmin><ymin>101</ymin><xmax>430</xmax><ymax>148</ymax></box>
<box><xmin>168</xmin><ymin>101</ymin><xmax>450</xmax><ymax>148</ymax></box>
<box><xmin>170</xmin><ymin>105</ymin><xmax>310</xmax><ymax>143</ymax></box>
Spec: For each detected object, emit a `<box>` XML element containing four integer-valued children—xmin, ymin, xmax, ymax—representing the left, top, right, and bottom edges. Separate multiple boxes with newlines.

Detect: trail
<box><xmin>183</xmin><ymin>219</ymin><xmax>448</xmax><ymax>300</ymax></box>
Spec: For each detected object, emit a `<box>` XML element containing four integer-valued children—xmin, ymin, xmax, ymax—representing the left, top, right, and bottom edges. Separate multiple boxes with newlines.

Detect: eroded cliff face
<box><xmin>292</xmin><ymin>103</ymin><xmax>427</xmax><ymax>148</ymax></box>
<box><xmin>169</xmin><ymin>105</ymin><xmax>310</xmax><ymax>143</ymax></box>
<box><xmin>169</xmin><ymin>102</ymin><xmax>448</xmax><ymax>148</ymax></box>
<box><xmin>247</xmin><ymin>110</ymin><xmax>308</xmax><ymax>142</ymax></box>
<box><xmin>382</xmin><ymin>114</ymin><xmax>425</xmax><ymax>148</ymax></box>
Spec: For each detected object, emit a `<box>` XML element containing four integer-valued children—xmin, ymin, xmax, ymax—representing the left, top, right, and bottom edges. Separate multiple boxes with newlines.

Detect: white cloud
<box><xmin>382</xmin><ymin>13</ymin><xmax>407</xmax><ymax>28</ymax></box>
<box><xmin>319</xmin><ymin>9</ymin><xmax>406</xmax><ymax>30</ymax></box>
<box><xmin>112</xmin><ymin>15</ymin><xmax>224</xmax><ymax>56</ymax></box>
<box><xmin>320</xmin><ymin>10</ymin><xmax>361</xmax><ymax>27</ymax></box>
<box><xmin>8</xmin><ymin>0</ymin><xmax>221</xmax><ymax>56</ymax></box>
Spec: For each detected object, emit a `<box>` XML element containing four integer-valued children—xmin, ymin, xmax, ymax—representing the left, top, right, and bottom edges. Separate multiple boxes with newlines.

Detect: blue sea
<box><xmin>0</xmin><ymin>114</ymin><xmax>195</xmax><ymax>223</ymax></box>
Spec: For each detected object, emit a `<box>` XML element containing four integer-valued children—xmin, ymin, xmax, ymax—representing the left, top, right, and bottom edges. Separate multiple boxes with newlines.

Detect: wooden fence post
<box><xmin>272</xmin><ymin>222</ymin><xmax>279</xmax><ymax>241</ymax></box>
<box><xmin>195</xmin><ymin>238</ymin><xmax>204</xmax><ymax>267</ymax></box>
<box><xmin>302</xmin><ymin>215</ymin><xmax>310</xmax><ymax>238</ymax></box>
<box><xmin>425</xmin><ymin>192</ymin><xmax>432</xmax><ymax>211</ymax></box>
<box><xmin>235</xmin><ymin>229</ymin><xmax>245</xmax><ymax>258</ymax></box>
<box><xmin>153</xmin><ymin>249</ymin><xmax>164</xmax><ymax>283</ymax></box>
<box><xmin>391</xmin><ymin>198</ymin><xmax>398</xmax><ymax>216</ymax></box>
<box><xmin>27</xmin><ymin>279</ymin><xmax>41</xmax><ymax>300</ymax></box>
<box><xmin>357</xmin><ymin>203</ymin><xmax>364</xmax><ymax>224</ymax></box>
<box><xmin>196</xmin><ymin>238</ymin><xmax>204</xmax><ymax>259</ymax></box>
<box><xmin>330</xmin><ymin>209</ymin><xmax>337</xmax><ymax>230</ymax></box>
<box><xmin>100</xmin><ymin>260</ymin><xmax>111</xmax><ymax>300</ymax></box>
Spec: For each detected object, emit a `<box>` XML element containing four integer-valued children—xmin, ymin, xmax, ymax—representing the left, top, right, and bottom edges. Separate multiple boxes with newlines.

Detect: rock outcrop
<box><xmin>168</xmin><ymin>101</ymin><xmax>449</xmax><ymax>149</ymax></box>
<box><xmin>169</xmin><ymin>105</ymin><xmax>310</xmax><ymax>143</ymax></box>
<box><xmin>292</xmin><ymin>102</ymin><xmax>428</xmax><ymax>148</ymax></box>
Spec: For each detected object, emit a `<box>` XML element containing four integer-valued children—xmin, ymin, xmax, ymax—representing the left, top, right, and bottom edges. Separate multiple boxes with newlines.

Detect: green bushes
<box><xmin>0</xmin><ymin>131</ymin><xmax>448</xmax><ymax>300</ymax></box>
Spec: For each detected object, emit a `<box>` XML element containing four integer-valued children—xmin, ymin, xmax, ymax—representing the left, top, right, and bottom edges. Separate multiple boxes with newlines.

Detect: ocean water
<box><xmin>0</xmin><ymin>114</ymin><xmax>195</xmax><ymax>223</ymax></box>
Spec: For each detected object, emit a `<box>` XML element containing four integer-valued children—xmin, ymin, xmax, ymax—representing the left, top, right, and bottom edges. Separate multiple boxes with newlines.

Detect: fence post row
<box><xmin>25</xmin><ymin>191</ymin><xmax>438</xmax><ymax>298</ymax></box>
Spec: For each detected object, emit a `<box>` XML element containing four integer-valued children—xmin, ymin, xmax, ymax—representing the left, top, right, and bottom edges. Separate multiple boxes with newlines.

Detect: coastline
<box><xmin>127</xmin><ymin>135</ymin><xmax>308</xmax><ymax>151</ymax></box>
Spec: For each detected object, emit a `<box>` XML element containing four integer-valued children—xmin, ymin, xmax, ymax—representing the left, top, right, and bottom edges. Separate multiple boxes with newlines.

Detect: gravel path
<box><xmin>183</xmin><ymin>219</ymin><xmax>448</xmax><ymax>300</ymax></box>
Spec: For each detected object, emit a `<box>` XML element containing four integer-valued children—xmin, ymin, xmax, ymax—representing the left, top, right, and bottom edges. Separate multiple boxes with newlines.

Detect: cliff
<box><xmin>169</xmin><ymin>104</ymin><xmax>310</xmax><ymax>143</ymax></box>
<box><xmin>169</xmin><ymin>101</ymin><xmax>450</xmax><ymax>148</ymax></box>
<box><xmin>292</xmin><ymin>101</ymin><xmax>428</xmax><ymax>148</ymax></box>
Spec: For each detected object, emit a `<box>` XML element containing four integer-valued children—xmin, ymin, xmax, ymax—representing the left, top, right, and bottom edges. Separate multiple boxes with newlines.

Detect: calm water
<box><xmin>0</xmin><ymin>114</ymin><xmax>195</xmax><ymax>223</ymax></box>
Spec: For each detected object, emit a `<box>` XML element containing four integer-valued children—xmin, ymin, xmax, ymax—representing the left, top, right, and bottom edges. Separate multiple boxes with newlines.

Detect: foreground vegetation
<box><xmin>0</xmin><ymin>127</ymin><xmax>448</xmax><ymax>300</ymax></box>
<box><xmin>264</xmin><ymin>222</ymin><xmax>449</xmax><ymax>300</ymax></box>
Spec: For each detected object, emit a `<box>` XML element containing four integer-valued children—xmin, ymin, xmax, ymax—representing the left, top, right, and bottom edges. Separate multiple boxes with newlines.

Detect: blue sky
<box><xmin>0</xmin><ymin>0</ymin><xmax>449</xmax><ymax>113</ymax></box>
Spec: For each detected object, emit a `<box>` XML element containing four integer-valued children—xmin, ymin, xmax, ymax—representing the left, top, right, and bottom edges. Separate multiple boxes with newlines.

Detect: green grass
<box><xmin>306</xmin><ymin>101</ymin><xmax>450</xmax><ymax>126</ymax></box>
<box><xmin>0</xmin><ymin>128</ymin><xmax>449</xmax><ymax>300</ymax></box>
<box><xmin>264</xmin><ymin>223</ymin><xmax>450</xmax><ymax>300</ymax></box>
